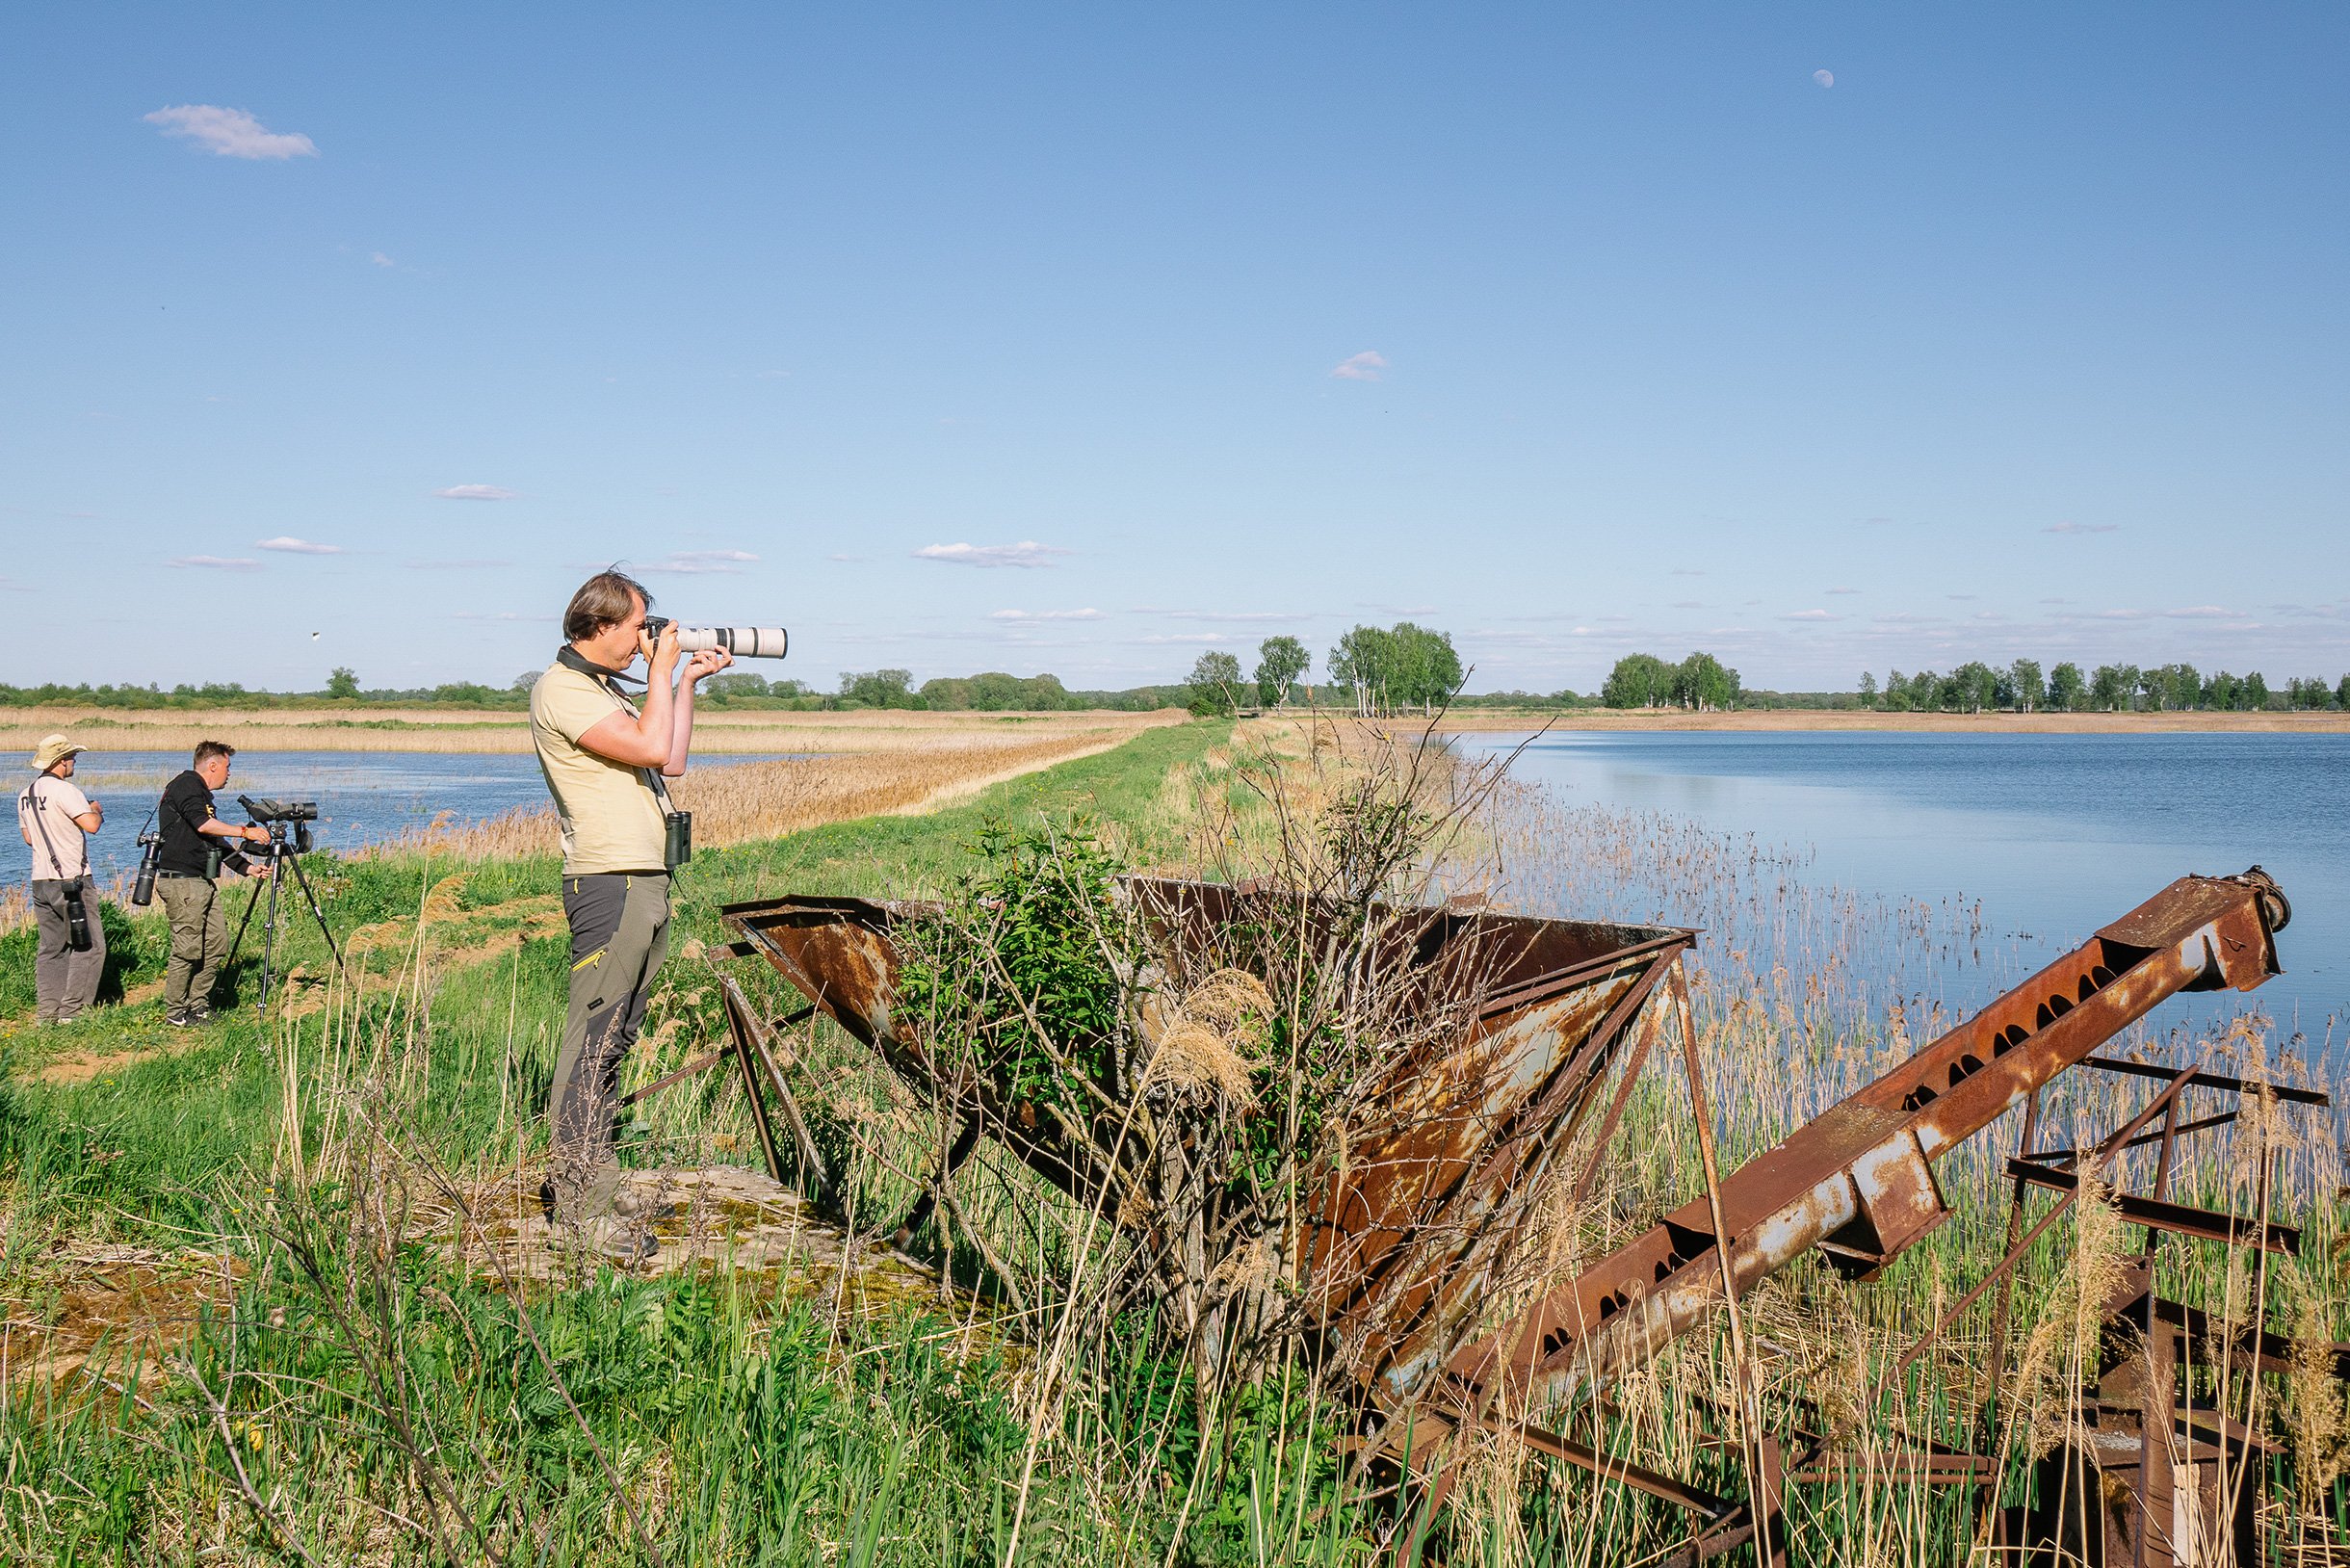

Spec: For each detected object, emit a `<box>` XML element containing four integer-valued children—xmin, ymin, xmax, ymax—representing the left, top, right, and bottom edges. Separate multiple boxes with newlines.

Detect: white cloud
<box><xmin>256</xmin><ymin>536</ymin><xmax>345</xmax><ymax>555</ymax></box>
<box><xmin>2098</xmin><ymin>609</ymin><xmax>2153</xmax><ymax>619</ymax></box>
<box><xmin>0</xmin><ymin>578</ymin><xmax>31</xmax><ymax>594</ymax></box>
<box><xmin>2044</xmin><ymin>521</ymin><xmax>2120</xmax><ymax>535</ymax></box>
<box><xmin>1144</xmin><ymin>609</ymin><xmax>1312</xmax><ymax>623</ymax></box>
<box><xmin>1827</xmin><ymin>587</ymin><xmax>1860</xmax><ymax>595</ymax></box>
<box><xmin>168</xmin><ymin>555</ymin><xmax>261</xmax><ymax>571</ymax></box>
<box><xmin>2164</xmin><ymin>605</ymin><xmax>2234</xmax><ymax>618</ymax></box>
<box><xmin>1329</xmin><ymin>352</ymin><xmax>1388</xmax><ymax>381</ymax></box>
<box><xmin>1136</xmin><ymin>634</ymin><xmax>1230</xmax><ymax>644</ymax></box>
<box><xmin>451</xmin><ymin>612</ymin><xmax>557</xmax><ymax>622</ymax></box>
<box><xmin>403</xmin><ymin>559</ymin><xmax>510</xmax><ymax>569</ymax></box>
<box><xmin>913</xmin><ymin>540</ymin><xmax>1072</xmax><ymax>569</ymax></box>
<box><xmin>1670</xmin><ymin>600</ymin><xmax>1703</xmax><ymax>609</ymax></box>
<box><xmin>1871</xmin><ymin>614</ymin><xmax>1941</xmax><ymax>624</ymax></box>
<box><xmin>828</xmin><ymin>554</ymin><xmax>867</xmax><ymax>562</ymax></box>
<box><xmin>144</xmin><ymin>105</ymin><xmax>317</xmax><ymax>160</ymax></box>
<box><xmin>432</xmin><ymin>484</ymin><xmax>519</xmax><ymax>501</ymax></box>
<box><xmin>1947</xmin><ymin>594</ymin><xmax>1976</xmax><ymax>601</ymax></box>
<box><xmin>1778</xmin><ymin>610</ymin><xmax>1837</xmax><ymax>621</ymax></box>
<box><xmin>990</xmin><ymin>609</ymin><xmax>1108</xmax><ymax>622</ymax></box>
<box><xmin>638</xmin><ymin>550</ymin><xmax>759</xmax><ymax>575</ymax></box>
<box><xmin>371</xmin><ymin>251</ymin><xmax>396</xmax><ymax>268</ymax></box>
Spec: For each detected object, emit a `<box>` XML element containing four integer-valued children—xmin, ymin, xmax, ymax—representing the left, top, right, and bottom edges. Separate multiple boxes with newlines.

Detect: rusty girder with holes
<box><xmin>676</xmin><ymin>864</ymin><xmax>2337</xmax><ymax>1567</ymax></box>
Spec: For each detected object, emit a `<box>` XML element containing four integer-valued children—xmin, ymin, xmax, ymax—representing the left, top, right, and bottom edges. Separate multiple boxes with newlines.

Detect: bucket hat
<box><xmin>32</xmin><ymin>734</ymin><xmax>88</xmax><ymax>772</ymax></box>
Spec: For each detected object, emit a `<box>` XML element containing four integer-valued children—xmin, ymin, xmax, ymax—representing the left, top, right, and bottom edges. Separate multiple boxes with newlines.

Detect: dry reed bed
<box><xmin>352</xmin><ymin>730</ymin><xmax>1144</xmax><ymax>861</ymax></box>
<box><xmin>0</xmin><ymin>707</ymin><xmax>1184</xmax><ymax>757</ymax></box>
<box><xmin>1209</xmin><ymin>719</ymin><xmax>2344</xmax><ymax>1559</ymax></box>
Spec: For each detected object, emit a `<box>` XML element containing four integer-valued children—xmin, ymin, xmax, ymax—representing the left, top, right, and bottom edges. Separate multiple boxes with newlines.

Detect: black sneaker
<box><xmin>166</xmin><ymin>1008</ymin><xmax>196</xmax><ymax>1029</ymax></box>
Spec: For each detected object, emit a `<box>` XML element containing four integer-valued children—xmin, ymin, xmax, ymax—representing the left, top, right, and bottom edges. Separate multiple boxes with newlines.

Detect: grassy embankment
<box><xmin>5</xmin><ymin>719</ymin><xmax>1357</xmax><ymax>1567</ymax></box>
<box><xmin>4</xmin><ymin>716</ymin><xmax>2344</xmax><ymax>1566</ymax></box>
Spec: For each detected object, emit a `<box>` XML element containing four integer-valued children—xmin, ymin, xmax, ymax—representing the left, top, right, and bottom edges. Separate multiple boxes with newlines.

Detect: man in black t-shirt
<box><xmin>155</xmin><ymin>740</ymin><xmax>273</xmax><ymax>1027</ymax></box>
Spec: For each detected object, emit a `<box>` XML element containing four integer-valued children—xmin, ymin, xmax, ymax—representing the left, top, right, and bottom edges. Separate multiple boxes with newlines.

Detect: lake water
<box><xmin>19</xmin><ymin>751</ymin><xmax>806</xmax><ymax>885</ymax></box>
<box><xmin>1470</xmin><ymin>730</ymin><xmax>2350</xmax><ymax>1053</ymax></box>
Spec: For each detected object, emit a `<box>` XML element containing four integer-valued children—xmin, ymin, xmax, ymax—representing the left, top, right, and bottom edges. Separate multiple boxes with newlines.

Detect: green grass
<box><xmin>6</xmin><ymin>715</ymin><xmax>2343</xmax><ymax>1567</ymax></box>
<box><xmin>2</xmin><ymin>719</ymin><xmax>1393</xmax><ymax>1567</ymax></box>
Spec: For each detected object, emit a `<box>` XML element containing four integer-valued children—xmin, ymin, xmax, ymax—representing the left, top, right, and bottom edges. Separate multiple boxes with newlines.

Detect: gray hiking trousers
<box><xmin>30</xmin><ymin>876</ymin><xmax>106</xmax><ymax>1023</ymax></box>
<box><xmin>546</xmin><ymin>871</ymin><xmax>670</xmax><ymax>1215</ymax></box>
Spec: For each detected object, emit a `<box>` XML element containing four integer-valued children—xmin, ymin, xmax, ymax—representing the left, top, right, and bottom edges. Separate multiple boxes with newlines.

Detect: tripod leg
<box><xmin>224</xmin><ymin>875</ymin><xmax>266</xmax><ymax>976</ymax></box>
<box><xmin>284</xmin><ymin>853</ymin><xmax>349</xmax><ymax>980</ymax></box>
<box><xmin>256</xmin><ymin>854</ymin><xmax>286</xmax><ymax>1020</ymax></box>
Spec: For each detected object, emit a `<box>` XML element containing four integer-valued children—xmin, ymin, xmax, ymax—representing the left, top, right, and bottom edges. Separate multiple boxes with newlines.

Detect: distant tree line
<box><xmin>1597</xmin><ymin>652</ymin><xmax>1742</xmax><ymax>711</ymax></box>
<box><xmin>19</xmin><ymin>643</ymin><xmax>2340</xmax><ymax>719</ymax></box>
<box><xmin>1860</xmin><ymin>660</ymin><xmax>2350</xmax><ymax>714</ymax></box>
<box><xmin>1177</xmin><ymin>623</ymin><xmax>1474</xmax><ymax>717</ymax></box>
<box><xmin>812</xmin><ymin>669</ymin><xmax>1174</xmax><ymax>713</ymax></box>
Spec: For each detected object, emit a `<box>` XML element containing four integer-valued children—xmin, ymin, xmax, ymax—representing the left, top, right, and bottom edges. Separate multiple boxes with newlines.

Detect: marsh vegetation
<box><xmin>2</xmin><ymin>717</ymin><xmax>2343</xmax><ymax>1565</ymax></box>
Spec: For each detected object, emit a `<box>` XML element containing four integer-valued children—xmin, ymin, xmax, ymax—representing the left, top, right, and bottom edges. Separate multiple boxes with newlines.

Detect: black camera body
<box><xmin>131</xmin><ymin>828</ymin><xmax>163</xmax><ymax>906</ymax></box>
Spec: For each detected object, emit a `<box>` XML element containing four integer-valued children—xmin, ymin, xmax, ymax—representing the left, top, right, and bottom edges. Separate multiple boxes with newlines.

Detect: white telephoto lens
<box><xmin>676</xmin><ymin>626</ymin><xmax>789</xmax><ymax>659</ymax></box>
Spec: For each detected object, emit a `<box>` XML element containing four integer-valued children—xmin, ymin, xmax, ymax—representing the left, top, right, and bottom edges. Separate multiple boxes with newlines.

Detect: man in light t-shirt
<box><xmin>530</xmin><ymin>569</ymin><xmax>732</xmax><ymax>1252</ymax></box>
<box><xmin>16</xmin><ymin>733</ymin><xmax>106</xmax><ymax>1024</ymax></box>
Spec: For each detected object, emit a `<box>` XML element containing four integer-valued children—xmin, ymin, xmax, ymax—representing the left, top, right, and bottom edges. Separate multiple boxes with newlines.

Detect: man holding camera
<box><xmin>156</xmin><ymin>741</ymin><xmax>274</xmax><ymax>1028</ymax></box>
<box><xmin>531</xmin><ymin>569</ymin><xmax>731</xmax><ymax>1249</ymax></box>
<box><xmin>18</xmin><ymin>734</ymin><xmax>106</xmax><ymax>1025</ymax></box>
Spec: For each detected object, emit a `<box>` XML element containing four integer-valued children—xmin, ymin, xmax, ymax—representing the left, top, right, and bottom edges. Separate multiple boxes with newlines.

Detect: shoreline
<box><xmin>1422</xmin><ymin>709</ymin><xmax>2350</xmax><ymax>735</ymax></box>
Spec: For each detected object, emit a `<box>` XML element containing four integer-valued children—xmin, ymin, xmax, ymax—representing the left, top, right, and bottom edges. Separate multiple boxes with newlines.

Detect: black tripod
<box><xmin>223</xmin><ymin>823</ymin><xmax>349</xmax><ymax>1022</ymax></box>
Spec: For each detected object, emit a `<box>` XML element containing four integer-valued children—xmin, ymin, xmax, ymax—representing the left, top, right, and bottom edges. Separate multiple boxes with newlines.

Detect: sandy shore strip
<box><xmin>0</xmin><ymin>706</ymin><xmax>1188</xmax><ymax>755</ymax></box>
<box><xmin>1416</xmin><ymin>709</ymin><xmax>2350</xmax><ymax>735</ymax></box>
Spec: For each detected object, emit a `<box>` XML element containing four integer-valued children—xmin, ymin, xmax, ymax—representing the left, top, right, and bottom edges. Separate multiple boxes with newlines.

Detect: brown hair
<box><xmin>194</xmin><ymin>740</ymin><xmax>236</xmax><ymax>766</ymax></box>
<box><xmin>563</xmin><ymin>570</ymin><xmax>653</xmax><ymax>643</ymax></box>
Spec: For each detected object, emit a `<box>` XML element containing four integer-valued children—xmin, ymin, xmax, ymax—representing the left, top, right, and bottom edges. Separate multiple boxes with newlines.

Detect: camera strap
<box><xmin>19</xmin><ymin>778</ymin><xmax>73</xmax><ymax>881</ymax></box>
<box><xmin>556</xmin><ymin>645</ymin><xmax>681</xmax><ymax>816</ymax></box>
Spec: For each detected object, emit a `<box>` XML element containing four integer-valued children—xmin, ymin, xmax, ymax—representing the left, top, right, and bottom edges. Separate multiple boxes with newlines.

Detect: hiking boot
<box><xmin>611</xmin><ymin>1186</ymin><xmax>684</xmax><ymax>1223</ymax></box>
<box><xmin>594</xmin><ymin>1221</ymin><xmax>662</xmax><ymax>1267</ymax></box>
<box><xmin>167</xmin><ymin>1008</ymin><xmax>196</xmax><ymax>1029</ymax></box>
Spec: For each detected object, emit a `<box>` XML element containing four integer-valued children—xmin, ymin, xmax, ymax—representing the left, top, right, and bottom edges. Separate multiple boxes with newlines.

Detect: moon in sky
<box><xmin>1814</xmin><ymin>69</ymin><xmax>1834</xmax><ymax>87</ymax></box>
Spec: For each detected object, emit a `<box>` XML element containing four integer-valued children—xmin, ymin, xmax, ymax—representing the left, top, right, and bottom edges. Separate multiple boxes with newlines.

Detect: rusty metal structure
<box><xmin>661</xmin><ymin>865</ymin><xmax>2340</xmax><ymax>1566</ymax></box>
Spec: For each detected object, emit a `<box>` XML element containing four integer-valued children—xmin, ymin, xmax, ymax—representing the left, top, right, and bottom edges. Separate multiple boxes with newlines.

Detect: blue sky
<box><xmin>7</xmin><ymin>4</ymin><xmax>2346</xmax><ymax>695</ymax></box>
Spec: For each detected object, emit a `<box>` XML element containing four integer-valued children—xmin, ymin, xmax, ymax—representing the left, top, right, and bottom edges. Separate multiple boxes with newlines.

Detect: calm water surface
<box><xmin>1472</xmin><ymin>730</ymin><xmax>2350</xmax><ymax>1042</ymax></box>
<box><xmin>26</xmin><ymin>751</ymin><xmax>805</xmax><ymax>884</ymax></box>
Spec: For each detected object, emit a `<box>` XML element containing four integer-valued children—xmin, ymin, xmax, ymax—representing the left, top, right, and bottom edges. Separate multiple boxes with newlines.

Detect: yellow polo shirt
<box><xmin>530</xmin><ymin>663</ymin><xmax>666</xmax><ymax>875</ymax></box>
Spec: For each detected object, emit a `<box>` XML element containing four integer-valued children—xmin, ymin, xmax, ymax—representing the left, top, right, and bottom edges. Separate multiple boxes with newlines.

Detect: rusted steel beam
<box><xmin>618</xmin><ymin>1006</ymin><xmax>817</xmax><ymax>1109</ymax></box>
<box><xmin>2001</xmin><ymin>1160</ymin><xmax>2302</xmax><ymax>1254</ymax></box>
<box><xmin>2075</xmin><ymin>1053</ymin><xmax>2329</xmax><ymax>1107</ymax></box>
<box><xmin>2013</xmin><ymin>1109</ymin><xmax>2239</xmax><ymax>1167</ymax></box>
<box><xmin>1422</xmin><ymin>868</ymin><xmax>2285</xmax><ymax>1424</ymax></box>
